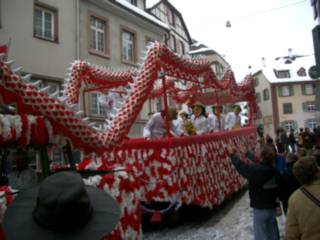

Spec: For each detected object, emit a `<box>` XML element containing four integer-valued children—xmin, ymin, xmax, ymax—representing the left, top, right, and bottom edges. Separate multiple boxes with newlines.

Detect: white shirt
<box><xmin>191</xmin><ymin>115</ymin><xmax>209</xmax><ymax>135</ymax></box>
<box><xmin>225</xmin><ymin>112</ymin><xmax>241</xmax><ymax>130</ymax></box>
<box><xmin>208</xmin><ymin>113</ymin><xmax>225</xmax><ymax>132</ymax></box>
<box><xmin>143</xmin><ymin>112</ymin><xmax>166</xmax><ymax>139</ymax></box>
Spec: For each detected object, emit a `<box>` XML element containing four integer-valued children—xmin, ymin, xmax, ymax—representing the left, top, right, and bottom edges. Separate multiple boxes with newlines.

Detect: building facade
<box><xmin>0</xmin><ymin>0</ymin><xmax>170</xmax><ymax>137</ymax></box>
<box><xmin>147</xmin><ymin>0</ymin><xmax>192</xmax><ymax>55</ymax></box>
<box><xmin>254</xmin><ymin>54</ymin><xmax>318</xmax><ymax>138</ymax></box>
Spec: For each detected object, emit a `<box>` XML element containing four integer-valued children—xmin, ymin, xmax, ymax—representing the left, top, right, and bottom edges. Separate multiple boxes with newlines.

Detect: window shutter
<box><xmin>280</xmin><ymin>121</ymin><xmax>286</xmax><ymax>128</ymax></box>
<box><xmin>277</xmin><ymin>86</ymin><xmax>282</xmax><ymax>97</ymax></box>
<box><xmin>302</xmin><ymin>102</ymin><xmax>307</xmax><ymax>112</ymax></box>
<box><xmin>293</xmin><ymin>121</ymin><xmax>298</xmax><ymax>131</ymax></box>
<box><xmin>301</xmin><ymin>84</ymin><xmax>306</xmax><ymax>95</ymax></box>
<box><xmin>290</xmin><ymin>85</ymin><xmax>294</xmax><ymax>96</ymax></box>
<box><xmin>304</xmin><ymin>120</ymin><xmax>308</xmax><ymax>128</ymax></box>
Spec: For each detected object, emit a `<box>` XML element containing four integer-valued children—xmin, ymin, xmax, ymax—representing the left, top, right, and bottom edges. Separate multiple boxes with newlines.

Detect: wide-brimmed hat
<box><xmin>3</xmin><ymin>171</ymin><xmax>120</xmax><ymax>240</ymax></box>
<box><xmin>192</xmin><ymin>101</ymin><xmax>205</xmax><ymax>108</ymax></box>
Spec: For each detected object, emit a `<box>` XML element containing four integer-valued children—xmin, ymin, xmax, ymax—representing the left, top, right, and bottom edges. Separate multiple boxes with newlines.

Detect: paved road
<box><xmin>143</xmin><ymin>189</ymin><xmax>285</xmax><ymax>240</ymax></box>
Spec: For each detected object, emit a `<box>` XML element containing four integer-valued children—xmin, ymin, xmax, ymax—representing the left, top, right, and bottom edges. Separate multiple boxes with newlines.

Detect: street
<box><xmin>144</xmin><ymin>189</ymin><xmax>285</xmax><ymax>240</ymax></box>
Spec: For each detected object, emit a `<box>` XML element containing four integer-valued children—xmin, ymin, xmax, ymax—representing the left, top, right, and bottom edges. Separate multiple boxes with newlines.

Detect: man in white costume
<box><xmin>225</xmin><ymin>105</ymin><xmax>242</xmax><ymax>130</ymax></box>
<box><xmin>208</xmin><ymin>104</ymin><xmax>225</xmax><ymax>132</ymax></box>
<box><xmin>143</xmin><ymin>108</ymin><xmax>178</xmax><ymax>139</ymax></box>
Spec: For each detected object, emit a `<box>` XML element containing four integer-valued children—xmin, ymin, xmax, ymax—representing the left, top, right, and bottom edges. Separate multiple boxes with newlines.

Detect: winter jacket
<box><xmin>230</xmin><ymin>154</ymin><xmax>282</xmax><ymax>209</ymax></box>
<box><xmin>286</xmin><ymin>179</ymin><xmax>320</xmax><ymax>240</ymax></box>
<box><xmin>280</xmin><ymin>162</ymin><xmax>300</xmax><ymax>214</ymax></box>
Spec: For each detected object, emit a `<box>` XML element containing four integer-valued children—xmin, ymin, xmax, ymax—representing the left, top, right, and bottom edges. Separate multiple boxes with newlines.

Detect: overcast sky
<box><xmin>147</xmin><ymin>0</ymin><xmax>318</xmax><ymax>80</ymax></box>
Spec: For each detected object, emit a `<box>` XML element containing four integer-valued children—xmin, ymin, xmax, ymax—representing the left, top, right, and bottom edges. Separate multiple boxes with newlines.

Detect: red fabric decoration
<box><xmin>150</xmin><ymin>211</ymin><xmax>162</xmax><ymax>223</ymax></box>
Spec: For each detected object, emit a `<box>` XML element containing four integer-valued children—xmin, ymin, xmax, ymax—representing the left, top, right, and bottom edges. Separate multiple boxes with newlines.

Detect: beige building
<box><xmin>0</xmin><ymin>0</ymin><xmax>77</xmax><ymax>93</ymax></box>
<box><xmin>0</xmin><ymin>0</ymin><xmax>171</xmax><ymax>137</ymax></box>
<box><xmin>254</xmin><ymin>53</ymin><xmax>318</xmax><ymax>139</ymax></box>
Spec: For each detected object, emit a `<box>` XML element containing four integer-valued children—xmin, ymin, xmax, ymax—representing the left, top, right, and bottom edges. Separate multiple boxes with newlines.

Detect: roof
<box><xmin>188</xmin><ymin>40</ymin><xmax>229</xmax><ymax>66</ymax></box>
<box><xmin>108</xmin><ymin>0</ymin><xmax>169</xmax><ymax>30</ymax></box>
<box><xmin>146</xmin><ymin>0</ymin><xmax>193</xmax><ymax>44</ymax></box>
<box><xmin>189</xmin><ymin>41</ymin><xmax>217</xmax><ymax>55</ymax></box>
<box><xmin>252</xmin><ymin>54</ymin><xmax>317</xmax><ymax>84</ymax></box>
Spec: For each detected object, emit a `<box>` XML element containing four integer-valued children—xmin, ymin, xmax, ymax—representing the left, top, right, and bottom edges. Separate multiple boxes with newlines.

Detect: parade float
<box><xmin>0</xmin><ymin>42</ymin><xmax>258</xmax><ymax>239</ymax></box>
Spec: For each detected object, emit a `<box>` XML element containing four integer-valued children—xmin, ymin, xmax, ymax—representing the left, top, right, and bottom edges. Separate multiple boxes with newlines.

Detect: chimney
<box><xmin>261</xmin><ymin>57</ymin><xmax>266</xmax><ymax>67</ymax></box>
<box><xmin>288</xmin><ymin>48</ymin><xmax>293</xmax><ymax>58</ymax></box>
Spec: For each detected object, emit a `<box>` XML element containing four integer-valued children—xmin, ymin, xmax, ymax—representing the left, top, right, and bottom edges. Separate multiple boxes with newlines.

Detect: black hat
<box><xmin>3</xmin><ymin>171</ymin><xmax>120</xmax><ymax>240</ymax></box>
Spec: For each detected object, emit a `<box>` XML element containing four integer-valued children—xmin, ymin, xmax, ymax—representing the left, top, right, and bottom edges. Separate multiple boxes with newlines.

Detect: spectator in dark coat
<box><xmin>288</xmin><ymin>129</ymin><xmax>297</xmax><ymax>153</ymax></box>
<box><xmin>303</xmin><ymin>128</ymin><xmax>313</xmax><ymax>150</ymax></box>
<box><xmin>229</xmin><ymin>146</ymin><xmax>282</xmax><ymax>240</ymax></box>
<box><xmin>276</xmin><ymin>128</ymin><xmax>287</xmax><ymax>173</ymax></box>
<box><xmin>315</xmin><ymin>126</ymin><xmax>320</xmax><ymax>148</ymax></box>
<box><xmin>280</xmin><ymin>153</ymin><xmax>300</xmax><ymax>214</ymax></box>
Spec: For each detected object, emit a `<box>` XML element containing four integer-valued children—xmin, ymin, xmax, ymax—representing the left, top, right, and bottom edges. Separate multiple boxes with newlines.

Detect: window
<box><xmin>276</xmin><ymin>70</ymin><xmax>290</xmax><ymax>78</ymax></box>
<box><xmin>167</xmin><ymin>7</ymin><xmax>175</xmax><ymax>26</ymax></box>
<box><xmin>90</xmin><ymin>93</ymin><xmax>106</xmax><ymax>116</ymax></box>
<box><xmin>179</xmin><ymin>41</ymin><xmax>185</xmax><ymax>55</ymax></box>
<box><xmin>89</xmin><ymin>14</ymin><xmax>109</xmax><ymax>57</ymax></box>
<box><xmin>34</xmin><ymin>3</ymin><xmax>58</xmax><ymax>42</ymax></box>
<box><xmin>283</xmin><ymin>103</ymin><xmax>293</xmax><ymax>114</ymax></box>
<box><xmin>254</xmin><ymin>77</ymin><xmax>259</xmax><ymax>86</ymax></box>
<box><xmin>302</xmin><ymin>83</ymin><xmax>315</xmax><ymax>95</ymax></box>
<box><xmin>255</xmin><ymin>92</ymin><xmax>261</xmax><ymax>103</ymax></box>
<box><xmin>282</xmin><ymin>120</ymin><xmax>296</xmax><ymax>131</ymax></box>
<box><xmin>278</xmin><ymin>85</ymin><xmax>293</xmax><ymax>97</ymax></box>
<box><xmin>121</xmin><ymin>28</ymin><xmax>136</xmax><ymax>64</ymax></box>
<box><xmin>302</xmin><ymin>101</ymin><xmax>316</xmax><ymax>112</ymax></box>
<box><xmin>125</xmin><ymin>0</ymin><xmax>137</xmax><ymax>5</ymax></box>
<box><xmin>306</xmin><ymin>119</ymin><xmax>317</xmax><ymax>130</ymax></box>
<box><xmin>156</xmin><ymin>98</ymin><xmax>162</xmax><ymax>112</ymax></box>
<box><xmin>169</xmin><ymin>35</ymin><xmax>176</xmax><ymax>52</ymax></box>
<box><xmin>297</xmin><ymin>67</ymin><xmax>307</xmax><ymax>77</ymax></box>
<box><xmin>31</xmin><ymin>79</ymin><xmax>62</xmax><ymax>98</ymax></box>
<box><xmin>263</xmin><ymin>88</ymin><xmax>270</xmax><ymax>101</ymax></box>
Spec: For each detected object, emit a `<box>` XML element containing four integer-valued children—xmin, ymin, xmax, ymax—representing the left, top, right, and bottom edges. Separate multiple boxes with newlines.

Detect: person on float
<box><xmin>190</xmin><ymin>102</ymin><xmax>209</xmax><ymax>135</ymax></box>
<box><xmin>207</xmin><ymin>103</ymin><xmax>225</xmax><ymax>132</ymax></box>
<box><xmin>225</xmin><ymin>105</ymin><xmax>242</xmax><ymax>130</ymax></box>
<box><xmin>174</xmin><ymin>110</ymin><xmax>196</xmax><ymax>136</ymax></box>
<box><xmin>143</xmin><ymin>108</ymin><xmax>178</xmax><ymax>139</ymax></box>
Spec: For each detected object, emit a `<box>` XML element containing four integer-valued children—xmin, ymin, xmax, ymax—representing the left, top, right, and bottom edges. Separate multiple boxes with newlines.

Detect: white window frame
<box><xmin>34</xmin><ymin>5</ymin><xmax>56</xmax><ymax>41</ymax></box>
<box><xmin>121</xmin><ymin>29</ymin><xmax>135</xmax><ymax>63</ymax></box>
<box><xmin>284</xmin><ymin>121</ymin><xmax>294</xmax><ymax>131</ymax></box>
<box><xmin>307</xmin><ymin>119</ymin><xmax>317</xmax><ymax>130</ymax></box>
<box><xmin>281</xmin><ymin>85</ymin><xmax>290</xmax><ymax>96</ymax></box>
<box><xmin>169</xmin><ymin>35</ymin><xmax>176</xmax><ymax>52</ymax></box>
<box><xmin>306</xmin><ymin>102</ymin><xmax>316</xmax><ymax>112</ymax></box>
<box><xmin>304</xmin><ymin>83</ymin><xmax>314</xmax><ymax>95</ymax></box>
<box><xmin>90</xmin><ymin>92</ymin><xmax>106</xmax><ymax>116</ymax></box>
<box><xmin>90</xmin><ymin>16</ymin><xmax>105</xmax><ymax>53</ymax></box>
